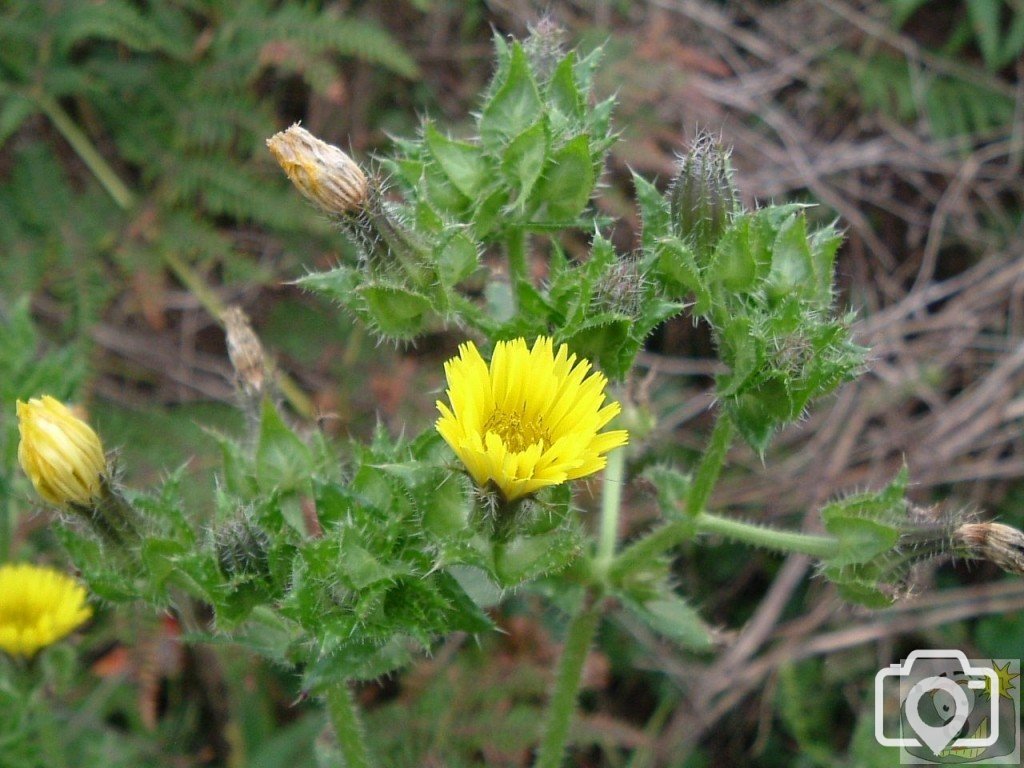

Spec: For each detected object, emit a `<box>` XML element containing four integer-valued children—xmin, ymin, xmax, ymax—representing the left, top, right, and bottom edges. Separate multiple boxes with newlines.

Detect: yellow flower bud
<box><xmin>17</xmin><ymin>396</ymin><xmax>106</xmax><ymax>507</ymax></box>
<box><xmin>266</xmin><ymin>124</ymin><xmax>368</xmax><ymax>215</ymax></box>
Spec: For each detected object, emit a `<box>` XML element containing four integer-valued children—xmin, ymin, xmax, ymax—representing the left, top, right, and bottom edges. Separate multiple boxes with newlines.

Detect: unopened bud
<box><xmin>593</xmin><ymin>257</ymin><xmax>647</xmax><ymax>317</ymax></box>
<box><xmin>222</xmin><ymin>306</ymin><xmax>266</xmax><ymax>398</ymax></box>
<box><xmin>216</xmin><ymin>517</ymin><xmax>272</xmax><ymax>582</ymax></box>
<box><xmin>267</xmin><ymin>124</ymin><xmax>368</xmax><ymax>216</ymax></box>
<box><xmin>670</xmin><ymin>132</ymin><xmax>738</xmax><ymax>254</ymax></box>
<box><xmin>954</xmin><ymin>522</ymin><xmax>1024</xmax><ymax>576</ymax></box>
<box><xmin>17</xmin><ymin>396</ymin><xmax>106</xmax><ymax>508</ymax></box>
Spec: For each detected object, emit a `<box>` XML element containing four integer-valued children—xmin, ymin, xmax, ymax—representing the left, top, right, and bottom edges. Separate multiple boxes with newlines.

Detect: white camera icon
<box><xmin>875</xmin><ymin>649</ymin><xmax>999</xmax><ymax>756</ymax></box>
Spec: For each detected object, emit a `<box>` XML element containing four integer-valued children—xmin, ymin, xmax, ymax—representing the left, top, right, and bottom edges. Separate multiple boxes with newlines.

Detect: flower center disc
<box><xmin>484</xmin><ymin>410</ymin><xmax>551</xmax><ymax>453</ymax></box>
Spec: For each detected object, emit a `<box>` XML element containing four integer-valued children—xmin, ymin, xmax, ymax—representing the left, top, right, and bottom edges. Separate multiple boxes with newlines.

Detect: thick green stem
<box><xmin>594</xmin><ymin>447</ymin><xmax>625</xmax><ymax>578</ymax></box>
<box><xmin>325</xmin><ymin>682</ymin><xmax>373</xmax><ymax>768</ymax></box>
<box><xmin>686</xmin><ymin>415</ymin><xmax>734</xmax><ymax>517</ymax></box>
<box><xmin>535</xmin><ymin>599</ymin><xmax>601</xmax><ymax>768</ymax></box>
<box><xmin>696</xmin><ymin>511</ymin><xmax>839</xmax><ymax>559</ymax></box>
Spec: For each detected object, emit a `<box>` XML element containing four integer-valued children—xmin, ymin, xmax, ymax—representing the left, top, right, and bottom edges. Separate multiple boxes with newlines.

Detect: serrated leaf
<box><xmin>433</xmin><ymin>571</ymin><xmax>494</xmax><ymax>633</ymax></box>
<box><xmin>547</xmin><ymin>52</ymin><xmax>584</xmax><ymax>119</ymax></box>
<box><xmin>256</xmin><ymin>399</ymin><xmax>313</xmax><ymax>492</ymax></box>
<box><xmin>425</xmin><ymin>125</ymin><xmax>486</xmax><ymax>198</ymax></box>
<box><xmin>622</xmin><ymin>594</ymin><xmax>713</xmax><ymax>649</ymax></box>
<box><xmin>357</xmin><ymin>284</ymin><xmax>432</xmax><ymax>338</ymax></box>
<box><xmin>657</xmin><ymin>238</ymin><xmax>710</xmax><ymax>311</ymax></box>
<box><xmin>437</xmin><ymin>231</ymin><xmax>479</xmax><ymax>287</ymax></box>
<box><xmin>644</xmin><ymin>465</ymin><xmax>692</xmax><ymax>520</ymax></box>
<box><xmin>295</xmin><ymin>265</ymin><xmax>359</xmax><ymax>301</ymax></box>
<box><xmin>420</xmin><ymin>471</ymin><xmax>471</xmax><ymax>538</ymax></box>
<box><xmin>768</xmin><ymin>214</ymin><xmax>815</xmax><ymax>299</ymax></box>
<box><xmin>826</xmin><ymin>570</ymin><xmax>895</xmax><ymax>608</ymax></box>
<box><xmin>502</xmin><ymin>120</ymin><xmax>549</xmax><ymax>209</ymax></box>
<box><xmin>633</xmin><ymin>172</ymin><xmax>671</xmax><ymax>250</ymax></box>
<box><xmin>533</xmin><ymin>135</ymin><xmax>594</xmax><ymax>222</ymax></box>
<box><xmin>304</xmin><ymin>637</ymin><xmax>417</xmax><ymax>689</ymax></box>
<box><xmin>822</xmin><ymin>516</ymin><xmax>898</xmax><ymax>567</ymax></box>
<box><xmin>563</xmin><ymin>316</ymin><xmax>634</xmax><ymax>380</ymax></box>
<box><xmin>492</xmin><ymin>530</ymin><xmax>581</xmax><ymax>586</ymax></box>
<box><xmin>712</xmin><ymin>219</ymin><xmax>759</xmax><ymax>292</ymax></box>
<box><xmin>480</xmin><ymin>43</ymin><xmax>543</xmax><ymax>148</ymax></box>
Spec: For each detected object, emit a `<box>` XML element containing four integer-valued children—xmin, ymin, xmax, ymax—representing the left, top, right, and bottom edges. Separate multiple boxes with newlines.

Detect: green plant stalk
<box><xmin>325</xmin><ymin>682</ymin><xmax>373</xmax><ymax>768</ymax></box>
<box><xmin>686</xmin><ymin>414</ymin><xmax>734</xmax><ymax>516</ymax></box>
<box><xmin>35</xmin><ymin>92</ymin><xmax>137</xmax><ymax>210</ymax></box>
<box><xmin>612</xmin><ymin>512</ymin><xmax>840</xmax><ymax>577</ymax></box>
<box><xmin>696</xmin><ymin>511</ymin><xmax>839</xmax><ymax>558</ymax></box>
<box><xmin>535</xmin><ymin>598</ymin><xmax>601</xmax><ymax>768</ymax></box>
<box><xmin>595</xmin><ymin>447</ymin><xmax>625</xmax><ymax>578</ymax></box>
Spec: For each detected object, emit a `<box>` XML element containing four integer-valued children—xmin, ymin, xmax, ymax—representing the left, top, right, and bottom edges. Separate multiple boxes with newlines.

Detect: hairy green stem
<box><xmin>612</xmin><ymin>512</ymin><xmax>840</xmax><ymax>578</ymax></box>
<box><xmin>696</xmin><ymin>512</ymin><xmax>839</xmax><ymax>558</ymax></box>
<box><xmin>325</xmin><ymin>683</ymin><xmax>373</xmax><ymax>768</ymax></box>
<box><xmin>686</xmin><ymin>415</ymin><xmax>734</xmax><ymax>517</ymax></box>
<box><xmin>535</xmin><ymin>598</ymin><xmax>601</xmax><ymax>768</ymax></box>
<box><xmin>595</xmin><ymin>447</ymin><xmax>625</xmax><ymax>578</ymax></box>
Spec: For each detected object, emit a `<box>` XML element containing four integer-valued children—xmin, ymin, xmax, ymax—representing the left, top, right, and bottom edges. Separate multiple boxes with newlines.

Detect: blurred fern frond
<box><xmin>0</xmin><ymin>0</ymin><xmax>419</xmax><ymax>345</ymax></box>
<box><xmin>885</xmin><ymin>0</ymin><xmax>1024</xmax><ymax>71</ymax></box>
<box><xmin>832</xmin><ymin>49</ymin><xmax>1016</xmax><ymax>139</ymax></box>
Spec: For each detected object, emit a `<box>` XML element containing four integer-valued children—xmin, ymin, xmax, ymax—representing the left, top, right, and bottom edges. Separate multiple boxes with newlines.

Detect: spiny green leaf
<box><xmin>426</xmin><ymin>125</ymin><xmax>487</xmax><ymax>198</ymax></box>
<box><xmin>480</xmin><ymin>43</ymin><xmax>543</xmax><ymax>148</ymax></box>
<box><xmin>256</xmin><ymin>399</ymin><xmax>313</xmax><ymax>493</ymax></box>
<box><xmin>533</xmin><ymin>134</ymin><xmax>593</xmax><ymax>222</ymax></box>
<box><xmin>502</xmin><ymin>120</ymin><xmax>549</xmax><ymax>209</ymax></box>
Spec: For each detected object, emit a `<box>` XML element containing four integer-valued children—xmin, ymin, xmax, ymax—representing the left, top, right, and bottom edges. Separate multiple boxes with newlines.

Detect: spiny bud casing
<box><xmin>267</xmin><ymin>124</ymin><xmax>368</xmax><ymax>216</ymax></box>
<box><xmin>669</xmin><ymin>132</ymin><xmax>738</xmax><ymax>255</ymax></box>
<box><xmin>216</xmin><ymin>518</ymin><xmax>272</xmax><ymax>582</ymax></box>
<box><xmin>17</xmin><ymin>396</ymin><xmax>106</xmax><ymax>507</ymax></box>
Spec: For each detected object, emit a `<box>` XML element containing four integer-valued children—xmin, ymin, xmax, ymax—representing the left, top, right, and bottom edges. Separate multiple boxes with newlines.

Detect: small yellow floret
<box><xmin>17</xmin><ymin>395</ymin><xmax>106</xmax><ymax>507</ymax></box>
<box><xmin>0</xmin><ymin>563</ymin><xmax>92</xmax><ymax>658</ymax></box>
<box><xmin>436</xmin><ymin>337</ymin><xmax>628</xmax><ymax>501</ymax></box>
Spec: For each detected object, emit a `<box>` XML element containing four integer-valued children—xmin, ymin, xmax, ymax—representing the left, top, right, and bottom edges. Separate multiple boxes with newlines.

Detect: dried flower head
<box><xmin>222</xmin><ymin>305</ymin><xmax>266</xmax><ymax>397</ymax></box>
<box><xmin>17</xmin><ymin>396</ymin><xmax>106</xmax><ymax>507</ymax></box>
<box><xmin>267</xmin><ymin>124</ymin><xmax>368</xmax><ymax>215</ymax></box>
<box><xmin>954</xmin><ymin>522</ymin><xmax>1024</xmax><ymax>576</ymax></box>
<box><xmin>436</xmin><ymin>337</ymin><xmax>628</xmax><ymax>502</ymax></box>
<box><xmin>0</xmin><ymin>563</ymin><xmax>92</xmax><ymax>657</ymax></box>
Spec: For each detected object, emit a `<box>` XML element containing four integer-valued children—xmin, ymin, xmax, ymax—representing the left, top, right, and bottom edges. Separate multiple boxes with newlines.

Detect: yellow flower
<box><xmin>436</xmin><ymin>337</ymin><xmax>628</xmax><ymax>502</ymax></box>
<box><xmin>0</xmin><ymin>563</ymin><xmax>92</xmax><ymax>657</ymax></box>
<box><xmin>17</xmin><ymin>396</ymin><xmax>106</xmax><ymax>507</ymax></box>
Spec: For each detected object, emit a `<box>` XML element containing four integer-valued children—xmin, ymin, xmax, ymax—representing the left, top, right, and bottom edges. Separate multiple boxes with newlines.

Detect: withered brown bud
<box><xmin>267</xmin><ymin>124</ymin><xmax>368</xmax><ymax>216</ymax></box>
<box><xmin>222</xmin><ymin>306</ymin><xmax>265</xmax><ymax>398</ymax></box>
<box><xmin>954</xmin><ymin>522</ymin><xmax>1024</xmax><ymax>576</ymax></box>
